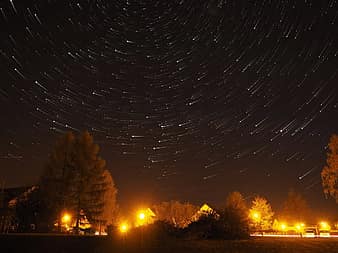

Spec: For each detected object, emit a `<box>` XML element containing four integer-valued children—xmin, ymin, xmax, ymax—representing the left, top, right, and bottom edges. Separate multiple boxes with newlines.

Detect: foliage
<box><xmin>184</xmin><ymin>209</ymin><xmax>249</xmax><ymax>240</ymax></box>
<box><xmin>223</xmin><ymin>191</ymin><xmax>249</xmax><ymax>238</ymax></box>
<box><xmin>152</xmin><ymin>200</ymin><xmax>199</xmax><ymax>228</ymax></box>
<box><xmin>141</xmin><ymin>220</ymin><xmax>182</xmax><ymax>239</ymax></box>
<box><xmin>184</xmin><ymin>214</ymin><xmax>224</xmax><ymax>239</ymax></box>
<box><xmin>39</xmin><ymin>131</ymin><xmax>117</xmax><ymax>232</ymax></box>
<box><xmin>14</xmin><ymin>187</ymin><xmax>40</xmax><ymax>232</ymax></box>
<box><xmin>249</xmin><ymin>196</ymin><xmax>274</xmax><ymax>231</ymax></box>
<box><xmin>321</xmin><ymin>134</ymin><xmax>338</xmax><ymax>202</ymax></box>
<box><xmin>281</xmin><ymin>189</ymin><xmax>309</xmax><ymax>222</ymax></box>
<box><xmin>225</xmin><ymin>191</ymin><xmax>248</xmax><ymax>216</ymax></box>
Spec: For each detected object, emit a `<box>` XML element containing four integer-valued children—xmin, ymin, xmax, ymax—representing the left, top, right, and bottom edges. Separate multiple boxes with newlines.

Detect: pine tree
<box><xmin>40</xmin><ymin>131</ymin><xmax>117</xmax><ymax>233</ymax></box>
<box><xmin>281</xmin><ymin>189</ymin><xmax>309</xmax><ymax>222</ymax></box>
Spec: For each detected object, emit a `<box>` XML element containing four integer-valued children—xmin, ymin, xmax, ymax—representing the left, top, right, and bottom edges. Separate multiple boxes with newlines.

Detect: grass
<box><xmin>1</xmin><ymin>234</ymin><xmax>338</xmax><ymax>253</ymax></box>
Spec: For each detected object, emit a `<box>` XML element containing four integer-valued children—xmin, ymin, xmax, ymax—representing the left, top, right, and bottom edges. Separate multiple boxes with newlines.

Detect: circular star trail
<box><xmin>0</xmin><ymin>0</ymin><xmax>337</xmax><ymax>207</ymax></box>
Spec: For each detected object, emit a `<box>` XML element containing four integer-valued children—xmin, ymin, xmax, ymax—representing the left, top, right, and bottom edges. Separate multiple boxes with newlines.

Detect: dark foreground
<box><xmin>1</xmin><ymin>234</ymin><xmax>338</xmax><ymax>253</ymax></box>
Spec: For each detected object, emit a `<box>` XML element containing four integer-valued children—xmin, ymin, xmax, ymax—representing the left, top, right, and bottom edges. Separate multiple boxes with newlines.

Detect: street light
<box><xmin>280</xmin><ymin>223</ymin><xmax>287</xmax><ymax>231</ymax></box>
<box><xmin>62</xmin><ymin>213</ymin><xmax>72</xmax><ymax>224</ymax></box>
<box><xmin>60</xmin><ymin>212</ymin><xmax>72</xmax><ymax>232</ymax></box>
<box><xmin>253</xmin><ymin>212</ymin><xmax>260</xmax><ymax>220</ymax></box>
<box><xmin>137</xmin><ymin>210</ymin><xmax>146</xmax><ymax>227</ymax></box>
<box><xmin>319</xmin><ymin>221</ymin><xmax>330</xmax><ymax>230</ymax></box>
<box><xmin>139</xmin><ymin>212</ymin><xmax>145</xmax><ymax>220</ymax></box>
<box><xmin>119</xmin><ymin>223</ymin><xmax>129</xmax><ymax>234</ymax></box>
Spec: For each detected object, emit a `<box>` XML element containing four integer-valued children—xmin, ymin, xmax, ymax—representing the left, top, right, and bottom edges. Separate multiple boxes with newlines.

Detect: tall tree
<box><xmin>321</xmin><ymin>134</ymin><xmax>338</xmax><ymax>202</ymax></box>
<box><xmin>40</xmin><ymin>131</ymin><xmax>118</xmax><ymax>233</ymax></box>
<box><xmin>225</xmin><ymin>191</ymin><xmax>247</xmax><ymax>214</ymax></box>
<box><xmin>281</xmin><ymin>189</ymin><xmax>309</xmax><ymax>222</ymax></box>
<box><xmin>249</xmin><ymin>196</ymin><xmax>274</xmax><ymax>231</ymax></box>
<box><xmin>152</xmin><ymin>200</ymin><xmax>198</xmax><ymax>228</ymax></box>
<box><xmin>223</xmin><ymin>191</ymin><xmax>249</xmax><ymax>238</ymax></box>
<box><xmin>39</xmin><ymin>131</ymin><xmax>75</xmax><ymax>231</ymax></box>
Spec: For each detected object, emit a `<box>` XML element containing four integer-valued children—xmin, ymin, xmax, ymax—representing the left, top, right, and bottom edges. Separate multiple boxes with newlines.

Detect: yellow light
<box><xmin>250</xmin><ymin>211</ymin><xmax>261</xmax><ymax>222</ymax></box>
<box><xmin>119</xmin><ymin>223</ymin><xmax>129</xmax><ymax>233</ymax></box>
<box><xmin>280</xmin><ymin>223</ymin><xmax>287</xmax><ymax>231</ymax></box>
<box><xmin>295</xmin><ymin>224</ymin><xmax>301</xmax><ymax>231</ymax></box>
<box><xmin>320</xmin><ymin>221</ymin><xmax>330</xmax><ymax>230</ymax></box>
<box><xmin>138</xmin><ymin>212</ymin><xmax>145</xmax><ymax>220</ymax></box>
<box><xmin>61</xmin><ymin>213</ymin><xmax>71</xmax><ymax>224</ymax></box>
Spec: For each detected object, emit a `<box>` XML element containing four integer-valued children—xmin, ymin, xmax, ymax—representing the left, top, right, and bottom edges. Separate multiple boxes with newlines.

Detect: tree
<box><xmin>225</xmin><ymin>191</ymin><xmax>247</xmax><ymax>214</ymax></box>
<box><xmin>39</xmin><ymin>131</ymin><xmax>118</xmax><ymax>233</ymax></box>
<box><xmin>321</xmin><ymin>134</ymin><xmax>338</xmax><ymax>202</ymax></box>
<box><xmin>14</xmin><ymin>186</ymin><xmax>40</xmax><ymax>232</ymax></box>
<box><xmin>223</xmin><ymin>191</ymin><xmax>249</xmax><ymax>238</ymax></box>
<box><xmin>249</xmin><ymin>196</ymin><xmax>274</xmax><ymax>231</ymax></box>
<box><xmin>152</xmin><ymin>201</ymin><xmax>199</xmax><ymax>228</ymax></box>
<box><xmin>281</xmin><ymin>189</ymin><xmax>309</xmax><ymax>222</ymax></box>
<box><xmin>96</xmin><ymin>170</ymin><xmax>118</xmax><ymax>232</ymax></box>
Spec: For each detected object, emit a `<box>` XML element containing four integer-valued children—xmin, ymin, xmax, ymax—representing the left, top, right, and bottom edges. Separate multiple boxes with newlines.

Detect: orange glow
<box><xmin>138</xmin><ymin>212</ymin><xmax>145</xmax><ymax>220</ymax></box>
<box><xmin>295</xmin><ymin>223</ymin><xmax>304</xmax><ymax>231</ymax></box>
<box><xmin>119</xmin><ymin>223</ymin><xmax>129</xmax><ymax>233</ymax></box>
<box><xmin>280</xmin><ymin>223</ymin><xmax>287</xmax><ymax>231</ymax></box>
<box><xmin>250</xmin><ymin>210</ymin><xmax>261</xmax><ymax>222</ymax></box>
<box><xmin>319</xmin><ymin>221</ymin><xmax>331</xmax><ymax>230</ymax></box>
<box><xmin>61</xmin><ymin>213</ymin><xmax>72</xmax><ymax>224</ymax></box>
<box><xmin>135</xmin><ymin>208</ymin><xmax>156</xmax><ymax>227</ymax></box>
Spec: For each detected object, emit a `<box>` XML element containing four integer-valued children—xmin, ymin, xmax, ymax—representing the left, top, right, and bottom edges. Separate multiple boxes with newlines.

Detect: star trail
<box><xmin>0</xmin><ymin>0</ymin><xmax>337</xmax><ymax>210</ymax></box>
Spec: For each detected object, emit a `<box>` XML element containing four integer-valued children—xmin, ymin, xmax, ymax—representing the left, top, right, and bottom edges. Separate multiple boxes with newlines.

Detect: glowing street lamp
<box><xmin>253</xmin><ymin>212</ymin><xmax>260</xmax><ymax>220</ymax></box>
<box><xmin>119</xmin><ymin>223</ymin><xmax>129</xmax><ymax>234</ymax></box>
<box><xmin>250</xmin><ymin>211</ymin><xmax>261</xmax><ymax>222</ymax></box>
<box><xmin>295</xmin><ymin>223</ymin><xmax>305</xmax><ymax>231</ymax></box>
<box><xmin>62</xmin><ymin>213</ymin><xmax>72</xmax><ymax>224</ymax></box>
<box><xmin>280</xmin><ymin>223</ymin><xmax>287</xmax><ymax>231</ymax></box>
<box><xmin>138</xmin><ymin>212</ymin><xmax>145</xmax><ymax>221</ymax></box>
<box><xmin>136</xmin><ymin>210</ymin><xmax>147</xmax><ymax>227</ymax></box>
<box><xmin>319</xmin><ymin>221</ymin><xmax>331</xmax><ymax>230</ymax></box>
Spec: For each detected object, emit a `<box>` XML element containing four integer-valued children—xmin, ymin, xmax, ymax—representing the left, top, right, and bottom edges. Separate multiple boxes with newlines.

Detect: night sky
<box><xmin>0</xmin><ymin>0</ymin><xmax>337</xmax><ymax>214</ymax></box>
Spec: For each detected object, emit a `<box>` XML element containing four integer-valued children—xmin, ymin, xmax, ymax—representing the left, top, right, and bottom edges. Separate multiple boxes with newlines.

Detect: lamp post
<box><xmin>61</xmin><ymin>212</ymin><xmax>72</xmax><ymax>232</ymax></box>
<box><xmin>137</xmin><ymin>211</ymin><xmax>146</xmax><ymax>247</ymax></box>
<box><xmin>250</xmin><ymin>211</ymin><xmax>261</xmax><ymax>234</ymax></box>
<box><xmin>119</xmin><ymin>222</ymin><xmax>129</xmax><ymax>248</ymax></box>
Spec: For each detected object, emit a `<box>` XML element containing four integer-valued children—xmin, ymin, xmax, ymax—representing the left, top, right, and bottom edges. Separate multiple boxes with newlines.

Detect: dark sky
<box><xmin>0</xmin><ymin>0</ymin><xmax>337</xmax><ymax>215</ymax></box>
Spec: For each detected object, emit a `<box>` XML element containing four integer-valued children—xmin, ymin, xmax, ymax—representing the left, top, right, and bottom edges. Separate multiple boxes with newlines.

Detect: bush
<box><xmin>141</xmin><ymin>220</ymin><xmax>183</xmax><ymax>239</ymax></box>
<box><xmin>184</xmin><ymin>210</ymin><xmax>249</xmax><ymax>240</ymax></box>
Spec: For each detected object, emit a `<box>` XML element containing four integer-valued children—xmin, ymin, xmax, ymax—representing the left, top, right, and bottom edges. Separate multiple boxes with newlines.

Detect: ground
<box><xmin>1</xmin><ymin>234</ymin><xmax>338</xmax><ymax>253</ymax></box>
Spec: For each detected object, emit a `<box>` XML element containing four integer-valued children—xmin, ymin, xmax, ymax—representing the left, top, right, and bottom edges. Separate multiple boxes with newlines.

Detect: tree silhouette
<box><xmin>223</xmin><ymin>191</ymin><xmax>249</xmax><ymax>238</ymax></box>
<box><xmin>281</xmin><ymin>189</ymin><xmax>309</xmax><ymax>222</ymax></box>
<box><xmin>321</xmin><ymin>134</ymin><xmax>338</xmax><ymax>202</ymax></box>
<box><xmin>225</xmin><ymin>191</ymin><xmax>247</xmax><ymax>214</ymax></box>
<box><xmin>40</xmin><ymin>131</ymin><xmax>117</xmax><ymax>233</ymax></box>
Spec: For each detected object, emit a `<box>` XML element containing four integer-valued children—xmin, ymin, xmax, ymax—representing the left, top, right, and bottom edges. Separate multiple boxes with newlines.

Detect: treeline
<box><xmin>2</xmin><ymin>131</ymin><xmax>329</xmax><ymax>238</ymax></box>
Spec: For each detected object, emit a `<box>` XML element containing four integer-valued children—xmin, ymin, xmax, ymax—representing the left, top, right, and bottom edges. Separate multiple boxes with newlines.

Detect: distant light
<box><xmin>319</xmin><ymin>221</ymin><xmax>331</xmax><ymax>230</ymax></box>
<box><xmin>138</xmin><ymin>212</ymin><xmax>145</xmax><ymax>220</ymax></box>
<box><xmin>61</xmin><ymin>213</ymin><xmax>71</xmax><ymax>224</ymax></box>
<box><xmin>280</xmin><ymin>223</ymin><xmax>287</xmax><ymax>231</ymax></box>
<box><xmin>120</xmin><ymin>223</ymin><xmax>129</xmax><ymax>233</ymax></box>
<box><xmin>295</xmin><ymin>223</ymin><xmax>305</xmax><ymax>231</ymax></box>
<box><xmin>250</xmin><ymin>211</ymin><xmax>261</xmax><ymax>222</ymax></box>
